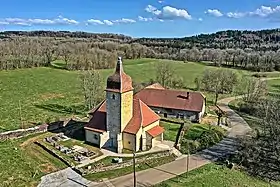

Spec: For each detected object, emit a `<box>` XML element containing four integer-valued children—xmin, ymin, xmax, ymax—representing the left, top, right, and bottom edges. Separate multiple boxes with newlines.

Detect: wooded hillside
<box><xmin>1</xmin><ymin>29</ymin><xmax>280</xmax><ymax>72</ymax></box>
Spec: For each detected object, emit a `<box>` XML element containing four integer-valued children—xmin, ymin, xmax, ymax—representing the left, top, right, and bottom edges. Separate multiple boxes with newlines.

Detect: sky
<box><xmin>0</xmin><ymin>0</ymin><xmax>280</xmax><ymax>37</ymax></box>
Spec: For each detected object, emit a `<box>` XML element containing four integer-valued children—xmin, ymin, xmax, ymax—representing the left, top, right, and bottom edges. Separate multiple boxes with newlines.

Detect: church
<box><xmin>84</xmin><ymin>57</ymin><xmax>164</xmax><ymax>153</ymax></box>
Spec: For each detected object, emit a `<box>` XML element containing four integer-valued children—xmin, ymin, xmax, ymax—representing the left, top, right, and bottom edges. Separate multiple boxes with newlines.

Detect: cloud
<box><xmin>227</xmin><ymin>12</ymin><xmax>246</xmax><ymax>18</ymax></box>
<box><xmin>145</xmin><ymin>5</ymin><xmax>192</xmax><ymax>20</ymax></box>
<box><xmin>113</xmin><ymin>18</ymin><xmax>136</xmax><ymax>24</ymax></box>
<box><xmin>1</xmin><ymin>16</ymin><xmax>79</xmax><ymax>26</ymax></box>
<box><xmin>225</xmin><ymin>6</ymin><xmax>280</xmax><ymax>20</ymax></box>
<box><xmin>87</xmin><ymin>19</ymin><xmax>104</xmax><ymax>25</ymax></box>
<box><xmin>138</xmin><ymin>16</ymin><xmax>153</xmax><ymax>22</ymax></box>
<box><xmin>158</xmin><ymin>0</ymin><xmax>164</xmax><ymax>3</ymax></box>
<box><xmin>0</xmin><ymin>21</ymin><xmax>9</xmax><ymax>25</ymax></box>
<box><xmin>145</xmin><ymin>5</ymin><xmax>161</xmax><ymax>15</ymax></box>
<box><xmin>249</xmin><ymin>6</ymin><xmax>280</xmax><ymax>17</ymax></box>
<box><xmin>103</xmin><ymin>20</ymin><xmax>113</xmax><ymax>26</ymax></box>
<box><xmin>205</xmin><ymin>9</ymin><xmax>223</xmax><ymax>17</ymax></box>
<box><xmin>198</xmin><ymin>18</ymin><xmax>203</xmax><ymax>21</ymax></box>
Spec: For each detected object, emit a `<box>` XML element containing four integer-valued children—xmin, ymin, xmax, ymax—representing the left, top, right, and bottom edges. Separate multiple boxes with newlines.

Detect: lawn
<box><xmin>0</xmin><ymin>133</ymin><xmax>67</xmax><ymax>187</ymax></box>
<box><xmin>160</xmin><ymin>121</ymin><xmax>181</xmax><ymax>142</ymax></box>
<box><xmin>0</xmin><ymin>58</ymin><xmax>271</xmax><ymax>132</ymax></box>
<box><xmin>154</xmin><ymin>163</ymin><xmax>280</xmax><ymax>187</ymax></box>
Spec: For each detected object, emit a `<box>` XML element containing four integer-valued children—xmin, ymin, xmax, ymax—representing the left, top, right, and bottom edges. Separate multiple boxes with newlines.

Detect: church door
<box><xmin>139</xmin><ymin>135</ymin><xmax>143</xmax><ymax>151</ymax></box>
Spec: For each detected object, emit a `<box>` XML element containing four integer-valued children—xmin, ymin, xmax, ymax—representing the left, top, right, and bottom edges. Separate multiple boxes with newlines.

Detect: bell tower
<box><xmin>105</xmin><ymin>57</ymin><xmax>134</xmax><ymax>153</ymax></box>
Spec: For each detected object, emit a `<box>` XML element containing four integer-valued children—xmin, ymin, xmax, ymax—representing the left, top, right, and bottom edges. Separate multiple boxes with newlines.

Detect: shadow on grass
<box><xmin>35</xmin><ymin>103</ymin><xmax>86</xmax><ymax>115</ymax></box>
<box><xmin>49</xmin><ymin>120</ymin><xmax>86</xmax><ymax>141</ymax></box>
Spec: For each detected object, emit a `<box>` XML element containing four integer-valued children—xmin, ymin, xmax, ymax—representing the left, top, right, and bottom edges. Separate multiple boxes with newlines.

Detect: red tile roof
<box><xmin>84</xmin><ymin>101</ymin><xmax>107</xmax><ymax>133</ymax></box>
<box><xmin>134</xmin><ymin>88</ymin><xmax>205</xmax><ymax>112</ymax></box>
<box><xmin>145</xmin><ymin>83</ymin><xmax>165</xmax><ymax>90</ymax></box>
<box><xmin>85</xmin><ymin>98</ymin><xmax>161</xmax><ymax>135</ymax></box>
<box><xmin>123</xmin><ymin>99</ymin><xmax>160</xmax><ymax>134</ymax></box>
<box><xmin>147</xmin><ymin>126</ymin><xmax>165</xmax><ymax>138</ymax></box>
<box><xmin>106</xmin><ymin>57</ymin><xmax>133</xmax><ymax>93</ymax></box>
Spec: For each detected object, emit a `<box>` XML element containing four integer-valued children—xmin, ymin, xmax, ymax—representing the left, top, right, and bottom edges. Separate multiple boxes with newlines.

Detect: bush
<box><xmin>180</xmin><ymin>127</ymin><xmax>225</xmax><ymax>154</ymax></box>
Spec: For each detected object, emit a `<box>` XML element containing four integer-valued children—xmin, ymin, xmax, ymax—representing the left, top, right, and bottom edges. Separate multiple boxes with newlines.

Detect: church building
<box><xmin>84</xmin><ymin>57</ymin><xmax>164</xmax><ymax>153</ymax></box>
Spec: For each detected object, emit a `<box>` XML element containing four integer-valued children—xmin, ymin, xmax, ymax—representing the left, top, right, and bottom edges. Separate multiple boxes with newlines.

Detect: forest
<box><xmin>1</xmin><ymin>28</ymin><xmax>280</xmax><ymax>71</ymax></box>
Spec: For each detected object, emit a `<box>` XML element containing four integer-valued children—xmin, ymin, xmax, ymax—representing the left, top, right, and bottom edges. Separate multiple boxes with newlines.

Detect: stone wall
<box><xmin>83</xmin><ymin>151</ymin><xmax>172</xmax><ymax>175</ymax></box>
<box><xmin>150</xmin><ymin>106</ymin><xmax>199</xmax><ymax>122</ymax></box>
<box><xmin>106</xmin><ymin>91</ymin><xmax>121</xmax><ymax>148</ymax></box>
<box><xmin>0</xmin><ymin>124</ymin><xmax>48</xmax><ymax>141</ymax></box>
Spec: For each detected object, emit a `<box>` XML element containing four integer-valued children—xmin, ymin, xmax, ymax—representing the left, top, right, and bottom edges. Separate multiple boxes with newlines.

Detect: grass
<box><xmin>160</xmin><ymin>121</ymin><xmax>181</xmax><ymax>142</ymax></box>
<box><xmin>84</xmin><ymin>153</ymin><xmax>176</xmax><ymax>181</ymax></box>
<box><xmin>160</xmin><ymin>121</ymin><xmax>225</xmax><ymax>142</ymax></box>
<box><xmin>0</xmin><ymin>133</ymin><xmax>67</xmax><ymax>187</ymax></box>
<box><xmin>0</xmin><ymin>58</ymin><xmax>253</xmax><ymax>132</ymax></box>
<box><xmin>154</xmin><ymin>163</ymin><xmax>280</xmax><ymax>187</ymax></box>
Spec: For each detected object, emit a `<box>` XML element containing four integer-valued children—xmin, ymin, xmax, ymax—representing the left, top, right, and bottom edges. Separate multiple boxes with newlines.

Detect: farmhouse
<box><xmin>84</xmin><ymin>57</ymin><xmax>206</xmax><ymax>153</ymax></box>
<box><xmin>134</xmin><ymin>85</ymin><xmax>206</xmax><ymax>123</ymax></box>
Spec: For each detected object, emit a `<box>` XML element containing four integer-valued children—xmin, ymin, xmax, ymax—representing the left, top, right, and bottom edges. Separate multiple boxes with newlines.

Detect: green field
<box><xmin>0</xmin><ymin>58</ymin><xmax>261</xmax><ymax>132</ymax></box>
<box><xmin>154</xmin><ymin>163</ymin><xmax>280</xmax><ymax>187</ymax></box>
<box><xmin>0</xmin><ymin>133</ymin><xmax>67</xmax><ymax>187</ymax></box>
<box><xmin>0</xmin><ymin>59</ymin><xmax>279</xmax><ymax>186</ymax></box>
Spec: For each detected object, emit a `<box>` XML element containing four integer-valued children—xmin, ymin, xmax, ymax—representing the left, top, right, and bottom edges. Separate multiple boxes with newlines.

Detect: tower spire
<box><xmin>115</xmin><ymin>56</ymin><xmax>123</xmax><ymax>73</ymax></box>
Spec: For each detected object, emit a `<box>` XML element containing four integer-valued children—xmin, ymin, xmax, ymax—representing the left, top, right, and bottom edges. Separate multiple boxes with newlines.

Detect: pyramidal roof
<box><xmin>106</xmin><ymin>57</ymin><xmax>133</xmax><ymax>93</ymax></box>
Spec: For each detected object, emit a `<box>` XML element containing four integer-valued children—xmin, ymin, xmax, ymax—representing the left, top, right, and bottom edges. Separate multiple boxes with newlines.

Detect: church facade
<box><xmin>84</xmin><ymin>57</ymin><xmax>164</xmax><ymax>153</ymax></box>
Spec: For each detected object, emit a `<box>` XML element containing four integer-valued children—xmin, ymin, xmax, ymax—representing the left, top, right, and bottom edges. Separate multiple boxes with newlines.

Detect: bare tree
<box><xmin>239</xmin><ymin>99</ymin><xmax>280</xmax><ymax>181</ymax></box>
<box><xmin>201</xmin><ymin>68</ymin><xmax>238</xmax><ymax>105</ymax></box>
<box><xmin>80</xmin><ymin>70</ymin><xmax>104</xmax><ymax>110</ymax></box>
<box><xmin>155</xmin><ymin>61</ymin><xmax>175</xmax><ymax>88</ymax></box>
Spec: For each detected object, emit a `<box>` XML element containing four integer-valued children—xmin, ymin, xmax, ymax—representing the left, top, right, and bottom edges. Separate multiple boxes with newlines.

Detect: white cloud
<box><xmin>205</xmin><ymin>9</ymin><xmax>223</xmax><ymax>17</ymax></box>
<box><xmin>103</xmin><ymin>20</ymin><xmax>113</xmax><ymax>26</ymax></box>
<box><xmin>227</xmin><ymin>12</ymin><xmax>246</xmax><ymax>18</ymax></box>
<box><xmin>198</xmin><ymin>18</ymin><xmax>203</xmax><ymax>21</ymax></box>
<box><xmin>0</xmin><ymin>21</ymin><xmax>9</xmax><ymax>25</ymax></box>
<box><xmin>224</xmin><ymin>5</ymin><xmax>280</xmax><ymax>20</ymax></box>
<box><xmin>145</xmin><ymin>5</ymin><xmax>161</xmax><ymax>15</ymax></box>
<box><xmin>138</xmin><ymin>16</ymin><xmax>153</xmax><ymax>22</ymax></box>
<box><xmin>158</xmin><ymin>0</ymin><xmax>164</xmax><ymax>3</ymax></box>
<box><xmin>87</xmin><ymin>19</ymin><xmax>104</xmax><ymax>25</ymax></box>
<box><xmin>113</xmin><ymin>18</ymin><xmax>136</xmax><ymax>24</ymax></box>
<box><xmin>249</xmin><ymin>6</ymin><xmax>280</xmax><ymax>17</ymax></box>
<box><xmin>145</xmin><ymin>5</ymin><xmax>192</xmax><ymax>20</ymax></box>
<box><xmin>1</xmin><ymin>16</ymin><xmax>79</xmax><ymax>26</ymax></box>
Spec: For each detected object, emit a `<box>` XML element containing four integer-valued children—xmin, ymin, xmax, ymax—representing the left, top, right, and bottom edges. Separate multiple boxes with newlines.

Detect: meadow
<box><xmin>0</xmin><ymin>58</ymin><xmax>279</xmax><ymax>186</ymax></box>
<box><xmin>1</xmin><ymin>58</ymin><xmax>270</xmax><ymax>132</ymax></box>
<box><xmin>154</xmin><ymin>163</ymin><xmax>280</xmax><ymax>187</ymax></box>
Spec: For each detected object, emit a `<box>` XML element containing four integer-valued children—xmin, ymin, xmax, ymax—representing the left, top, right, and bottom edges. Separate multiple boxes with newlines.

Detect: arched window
<box><xmin>112</xmin><ymin>94</ymin><xmax>116</xmax><ymax>100</ymax></box>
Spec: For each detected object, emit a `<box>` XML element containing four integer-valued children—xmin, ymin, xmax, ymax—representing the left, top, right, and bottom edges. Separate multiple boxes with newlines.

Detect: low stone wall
<box><xmin>82</xmin><ymin>151</ymin><xmax>172</xmax><ymax>175</ymax></box>
<box><xmin>0</xmin><ymin>124</ymin><xmax>48</xmax><ymax>141</ymax></box>
<box><xmin>34</xmin><ymin>141</ymin><xmax>85</xmax><ymax>175</ymax></box>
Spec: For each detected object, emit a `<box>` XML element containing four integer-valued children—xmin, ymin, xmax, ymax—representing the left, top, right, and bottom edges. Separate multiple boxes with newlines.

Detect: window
<box><xmin>128</xmin><ymin>141</ymin><xmax>131</xmax><ymax>144</ymax></box>
<box><xmin>94</xmin><ymin>134</ymin><xmax>98</xmax><ymax>140</ymax></box>
<box><xmin>112</xmin><ymin>94</ymin><xmax>116</xmax><ymax>100</ymax></box>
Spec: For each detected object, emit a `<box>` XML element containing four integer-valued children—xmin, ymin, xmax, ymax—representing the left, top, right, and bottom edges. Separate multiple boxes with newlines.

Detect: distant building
<box><xmin>84</xmin><ymin>57</ymin><xmax>164</xmax><ymax>153</ymax></box>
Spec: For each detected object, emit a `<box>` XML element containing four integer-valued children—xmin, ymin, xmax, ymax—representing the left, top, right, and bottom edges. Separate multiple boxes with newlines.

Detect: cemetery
<box><xmin>39</xmin><ymin>133</ymin><xmax>102</xmax><ymax>166</ymax></box>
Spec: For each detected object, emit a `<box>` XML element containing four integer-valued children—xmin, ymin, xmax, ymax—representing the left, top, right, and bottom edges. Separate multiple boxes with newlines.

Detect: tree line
<box><xmin>2</xmin><ymin>29</ymin><xmax>280</xmax><ymax>72</ymax></box>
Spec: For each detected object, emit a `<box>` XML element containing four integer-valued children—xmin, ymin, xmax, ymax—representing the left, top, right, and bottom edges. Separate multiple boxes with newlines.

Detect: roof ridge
<box><xmin>139</xmin><ymin>99</ymin><xmax>158</xmax><ymax>116</ymax></box>
<box><xmin>89</xmin><ymin>100</ymin><xmax>105</xmax><ymax>114</ymax></box>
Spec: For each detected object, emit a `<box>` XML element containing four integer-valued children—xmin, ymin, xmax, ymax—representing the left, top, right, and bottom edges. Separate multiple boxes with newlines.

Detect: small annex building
<box><xmin>84</xmin><ymin>57</ymin><xmax>164</xmax><ymax>153</ymax></box>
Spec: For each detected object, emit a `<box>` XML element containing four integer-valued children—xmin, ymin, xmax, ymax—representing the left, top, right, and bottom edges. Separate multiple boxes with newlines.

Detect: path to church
<box><xmin>92</xmin><ymin>95</ymin><xmax>252</xmax><ymax>187</ymax></box>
